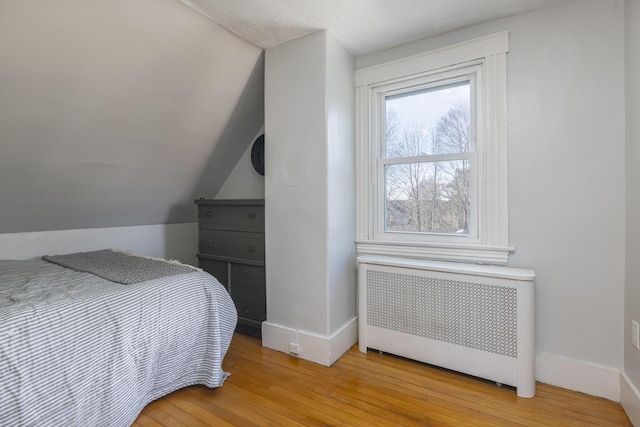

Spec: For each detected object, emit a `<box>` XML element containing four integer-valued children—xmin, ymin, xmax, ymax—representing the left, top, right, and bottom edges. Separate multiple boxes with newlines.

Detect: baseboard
<box><xmin>262</xmin><ymin>317</ymin><xmax>358</xmax><ymax>367</ymax></box>
<box><xmin>536</xmin><ymin>351</ymin><xmax>620</xmax><ymax>401</ymax></box>
<box><xmin>622</xmin><ymin>372</ymin><xmax>640</xmax><ymax>426</ymax></box>
<box><xmin>260</xmin><ymin>321</ymin><xmax>625</xmax><ymax>402</ymax></box>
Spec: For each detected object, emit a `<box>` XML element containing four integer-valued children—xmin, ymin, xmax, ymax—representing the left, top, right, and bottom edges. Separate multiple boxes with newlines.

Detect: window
<box><xmin>355</xmin><ymin>32</ymin><xmax>512</xmax><ymax>265</ymax></box>
<box><xmin>382</xmin><ymin>75</ymin><xmax>475</xmax><ymax>238</ymax></box>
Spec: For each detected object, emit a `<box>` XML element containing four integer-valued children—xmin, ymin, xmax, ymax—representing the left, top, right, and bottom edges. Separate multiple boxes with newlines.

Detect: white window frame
<box><xmin>355</xmin><ymin>32</ymin><xmax>513</xmax><ymax>265</ymax></box>
<box><xmin>373</xmin><ymin>66</ymin><xmax>480</xmax><ymax>243</ymax></box>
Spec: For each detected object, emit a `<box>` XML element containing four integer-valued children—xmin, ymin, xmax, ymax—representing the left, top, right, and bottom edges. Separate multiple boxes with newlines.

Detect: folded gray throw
<box><xmin>43</xmin><ymin>249</ymin><xmax>199</xmax><ymax>284</ymax></box>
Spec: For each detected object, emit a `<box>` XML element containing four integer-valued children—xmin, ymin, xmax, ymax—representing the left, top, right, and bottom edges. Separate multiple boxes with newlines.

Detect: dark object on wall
<box><xmin>251</xmin><ymin>134</ymin><xmax>265</xmax><ymax>176</ymax></box>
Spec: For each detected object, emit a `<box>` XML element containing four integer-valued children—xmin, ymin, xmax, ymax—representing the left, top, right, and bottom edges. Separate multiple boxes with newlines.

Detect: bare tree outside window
<box><xmin>384</xmin><ymin>82</ymin><xmax>471</xmax><ymax>235</ymax></box>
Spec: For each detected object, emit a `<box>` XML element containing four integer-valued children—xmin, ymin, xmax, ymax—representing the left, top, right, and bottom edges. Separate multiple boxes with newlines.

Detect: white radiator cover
<box><xmin>358</xmin><ymin>255</ymin><xmax>536</xmax><ymax>398</ymax></box>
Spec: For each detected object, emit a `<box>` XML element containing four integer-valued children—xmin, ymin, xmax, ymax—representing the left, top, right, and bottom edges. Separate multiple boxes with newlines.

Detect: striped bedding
<box><xmin>0</xmin><ymin>257</ymin><xmax>237</xmax><ymax>427</ymax></box>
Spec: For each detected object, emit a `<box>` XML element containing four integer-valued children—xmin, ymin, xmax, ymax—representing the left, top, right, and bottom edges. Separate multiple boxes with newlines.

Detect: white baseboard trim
<box><xmin>262</xmin><ymin>317</ymin><xmax>358</xmax><ymax>367</ymax></box>
<box><xmin>536</xmin><ymin>351</ymin><xmax>620</xmax><ymax>401</ymax></box>
<box><xmin>622</xmin><ymin>372</ymin><xmax>640</xmax><ymax>426</ymax></box>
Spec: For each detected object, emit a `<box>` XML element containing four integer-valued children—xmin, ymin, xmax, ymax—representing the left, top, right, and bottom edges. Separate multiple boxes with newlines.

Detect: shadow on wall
<box><xmin>165</xmin><ymin>51</ymin><xmax>266</xmax><ymax>225</ymax></box>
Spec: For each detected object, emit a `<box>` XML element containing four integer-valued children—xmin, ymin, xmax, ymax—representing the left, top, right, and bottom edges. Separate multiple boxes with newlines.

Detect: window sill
<box><xmin>355</xmin><ymin>239</ymin><xmax>514</xmax><ymax>265</ymax></box>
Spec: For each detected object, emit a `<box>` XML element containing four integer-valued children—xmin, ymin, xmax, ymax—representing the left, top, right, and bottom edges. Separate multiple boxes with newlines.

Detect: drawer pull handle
<box><xmin>207</xmin><ymin>211</ymin><xmax>213</xmax><ymax>217</ymax></box>
<box><xmin>248</xmin><ymin>212</ymin><xmax>257</xmax><ymax>219</ymax></box>
<box><xmin>248</xmin><ymin>246</ymin><xmax>256</xmax><ymax>253</ymax></box>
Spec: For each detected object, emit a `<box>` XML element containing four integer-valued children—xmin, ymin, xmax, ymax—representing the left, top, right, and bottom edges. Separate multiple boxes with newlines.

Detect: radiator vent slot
<box><xmin>366</xmin><ymin>270</ymin><xmax>517</xmax><ymax>357</ymax></box>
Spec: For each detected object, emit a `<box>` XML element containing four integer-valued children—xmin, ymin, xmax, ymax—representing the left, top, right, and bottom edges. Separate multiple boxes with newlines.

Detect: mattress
<box><xmin>0</xmin><ymin>253</ymin><xmax>237</xmax><ymax>427</ymax></box>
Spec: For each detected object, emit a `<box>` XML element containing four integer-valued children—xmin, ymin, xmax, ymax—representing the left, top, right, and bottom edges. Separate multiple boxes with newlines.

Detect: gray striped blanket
<box><xmin>0</xmin><ymin>257</ymin><xmax>237</xmax><ymax>427</ymax></box>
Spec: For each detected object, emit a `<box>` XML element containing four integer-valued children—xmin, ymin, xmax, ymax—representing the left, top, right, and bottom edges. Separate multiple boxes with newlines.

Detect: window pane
<box><xmin>385</xmin><ymin>160</ymin><xmax>470</xmax><ymax>234</ymax></box>
<box><xmin>385</xmin><ymin>81</ymin><xmax>471</xmax><ymax>158</ymax></box>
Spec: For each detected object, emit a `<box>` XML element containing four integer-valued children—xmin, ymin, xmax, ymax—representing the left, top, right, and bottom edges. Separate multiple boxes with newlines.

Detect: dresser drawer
<box><xmin>198</xmin><ymin>205</ymin><xmax>264</xmax><ymax>232</ymax></box>
<box><xmin>231</xmin><ymin>288</ymin><xmax>265</xmax><ymax>307</ymax></box>
<box><xmin>199</xmin><ymin>230</ymin><xmax>265</xmax><ymax>261</ymax></box>
<box><xmin>235</xmin><ymin>302</ymin><xmax>266</xmax><ymax>321</ymax></box>
<box><xmin>232</xmin><ymin>274</ymin><xmax>265</xmax><ymax>296</ymax></box>
<box><xmin>231</xmin><ymin>263</ymin><xmax>265</xmax><ymax>281</ymax></box>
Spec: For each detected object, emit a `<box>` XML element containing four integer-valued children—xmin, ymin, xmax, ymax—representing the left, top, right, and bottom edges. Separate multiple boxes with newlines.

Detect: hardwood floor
<box><xmin>134</xmin><ymin>333</ymin><xmax>632</xmax><ymax>426</ymax></box>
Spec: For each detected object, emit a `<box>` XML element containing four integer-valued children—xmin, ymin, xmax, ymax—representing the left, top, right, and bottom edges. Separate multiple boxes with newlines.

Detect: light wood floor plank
<box><xmin>132</xmin><ymin>413</ymin><xmax>164</xmax><ymax>427</ymax></box>
<box><xmin>224</xmin><ymin>377</ymin><xmax>339</xmax><ymax>426</ymax></box>
<box><xmin>142</xmin><ymin>400</ymin><xmax>189</xmax><ymax>427</ymax></box>
<box><xmin>165</xmin><ymin>391</ymin><xmax>237</xmax><ymax>427</ymax></box>
<box><xmin>135</xmin><ymin>333</ymin><xmax>632</xmax><ymax>426</ymax></box>
<box><xmin>335</xmin><ymin>351</ymin><xmax>603</xmax><ymax>427</ymax></box>
<box><xmin>145</xmin><ymin>398</ymin><xmax>214</xmax><ymax>427</ymax></box>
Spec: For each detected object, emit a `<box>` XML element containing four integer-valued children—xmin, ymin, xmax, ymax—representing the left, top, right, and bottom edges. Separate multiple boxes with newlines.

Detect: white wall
<box><xmin>326</xmin><ymin>34</ymin><xmax>357</xmax><ymax>336</ymax></box>
<box><xmin>358</xmin><ymin>0</ymin><xmax>626</xmax><ymax>396</ymax></box>
<box><xmin>263</xmin><ymin>31</ymin><xmax>357</xmax><ymax>365</ymax></box>
<box><xmin>215</xmin><ymin>129</ymin><xmax>265</xmax><ymax>200</ymax></box>
<box><xmin>624</xmin><ymin>0</ymin><xmax>640</xmax><ymax>420</ymax></box>
<box><xmin>626</xmin><ymin>0</ymin><xmax>640</xmax><ymax>382</ymax></box>
<box><xmin>507</xmin><ymin>0</ymin><xmax>625</xmax><ymax>372</ymax></box>
<box><xmin>0</xmin><ymin>223</ymin><xmax>198</xmax><ymax>265</ymax></box>
<box><xmin>265</xmin><ymin>31</ymin><xmax>329</xmax><ymax>335</ymax></box>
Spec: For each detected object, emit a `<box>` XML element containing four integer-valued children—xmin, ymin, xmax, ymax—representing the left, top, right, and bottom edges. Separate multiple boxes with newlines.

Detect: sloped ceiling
<box><xmin>178</xmin><ymin>0</ymin><xmax>566</xmax><ymax>55</ymax></box>
<box><xmin>0</xmin><ymin>0</ymin><xmax>264</xmax><ymax>233</ymax></box>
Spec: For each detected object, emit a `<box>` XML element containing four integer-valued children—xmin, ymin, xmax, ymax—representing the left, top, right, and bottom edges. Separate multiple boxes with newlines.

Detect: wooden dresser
<box><xmin>195</xmin><ymin>199</ymin><xmax>265</xmax><ymax>338</ymax></box>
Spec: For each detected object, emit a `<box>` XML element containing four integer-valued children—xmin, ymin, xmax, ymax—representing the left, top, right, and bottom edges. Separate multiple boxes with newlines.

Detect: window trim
<box><xmin>355</xmin><ymin>31</ymin><xmax>513</xmax><ymax>265</ymax></box>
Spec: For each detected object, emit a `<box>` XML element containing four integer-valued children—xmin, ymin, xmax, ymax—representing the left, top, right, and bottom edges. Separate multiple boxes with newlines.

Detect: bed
<box><xmin>0</xmin><ymin>249</ymin><xmax>237</xmax><ymax>427</ymax></box>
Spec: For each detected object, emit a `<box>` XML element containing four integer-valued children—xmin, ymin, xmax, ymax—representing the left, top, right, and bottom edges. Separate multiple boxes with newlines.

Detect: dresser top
<box><xmin>195</xmin><ymin>198</ymin><xmax>264</xmax><ymax>206</ymax></box>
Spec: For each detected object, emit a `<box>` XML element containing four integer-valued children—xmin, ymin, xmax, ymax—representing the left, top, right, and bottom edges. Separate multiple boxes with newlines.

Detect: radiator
<box><xmin>358</xmin><ymin>255</ymin><xmax>535</xmax><ymax>398</ymax></box>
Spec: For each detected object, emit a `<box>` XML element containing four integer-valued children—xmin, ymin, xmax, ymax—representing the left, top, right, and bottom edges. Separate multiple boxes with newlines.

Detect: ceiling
<box><xmin>178</xmin><ymin>0</ymin><xmax>565</xmax><ymax>56</ymax></box>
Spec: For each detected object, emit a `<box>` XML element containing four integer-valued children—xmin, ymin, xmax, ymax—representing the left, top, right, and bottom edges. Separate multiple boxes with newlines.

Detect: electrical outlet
<box><xmin>633</xmin><ymin>320</ymin><xmax>640</xmax><ymax>350</ymax></box>
<box><xmin>289</xmin><ymin>342</ymin><xmax>300</xmax><ymax>355</ymax></box>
